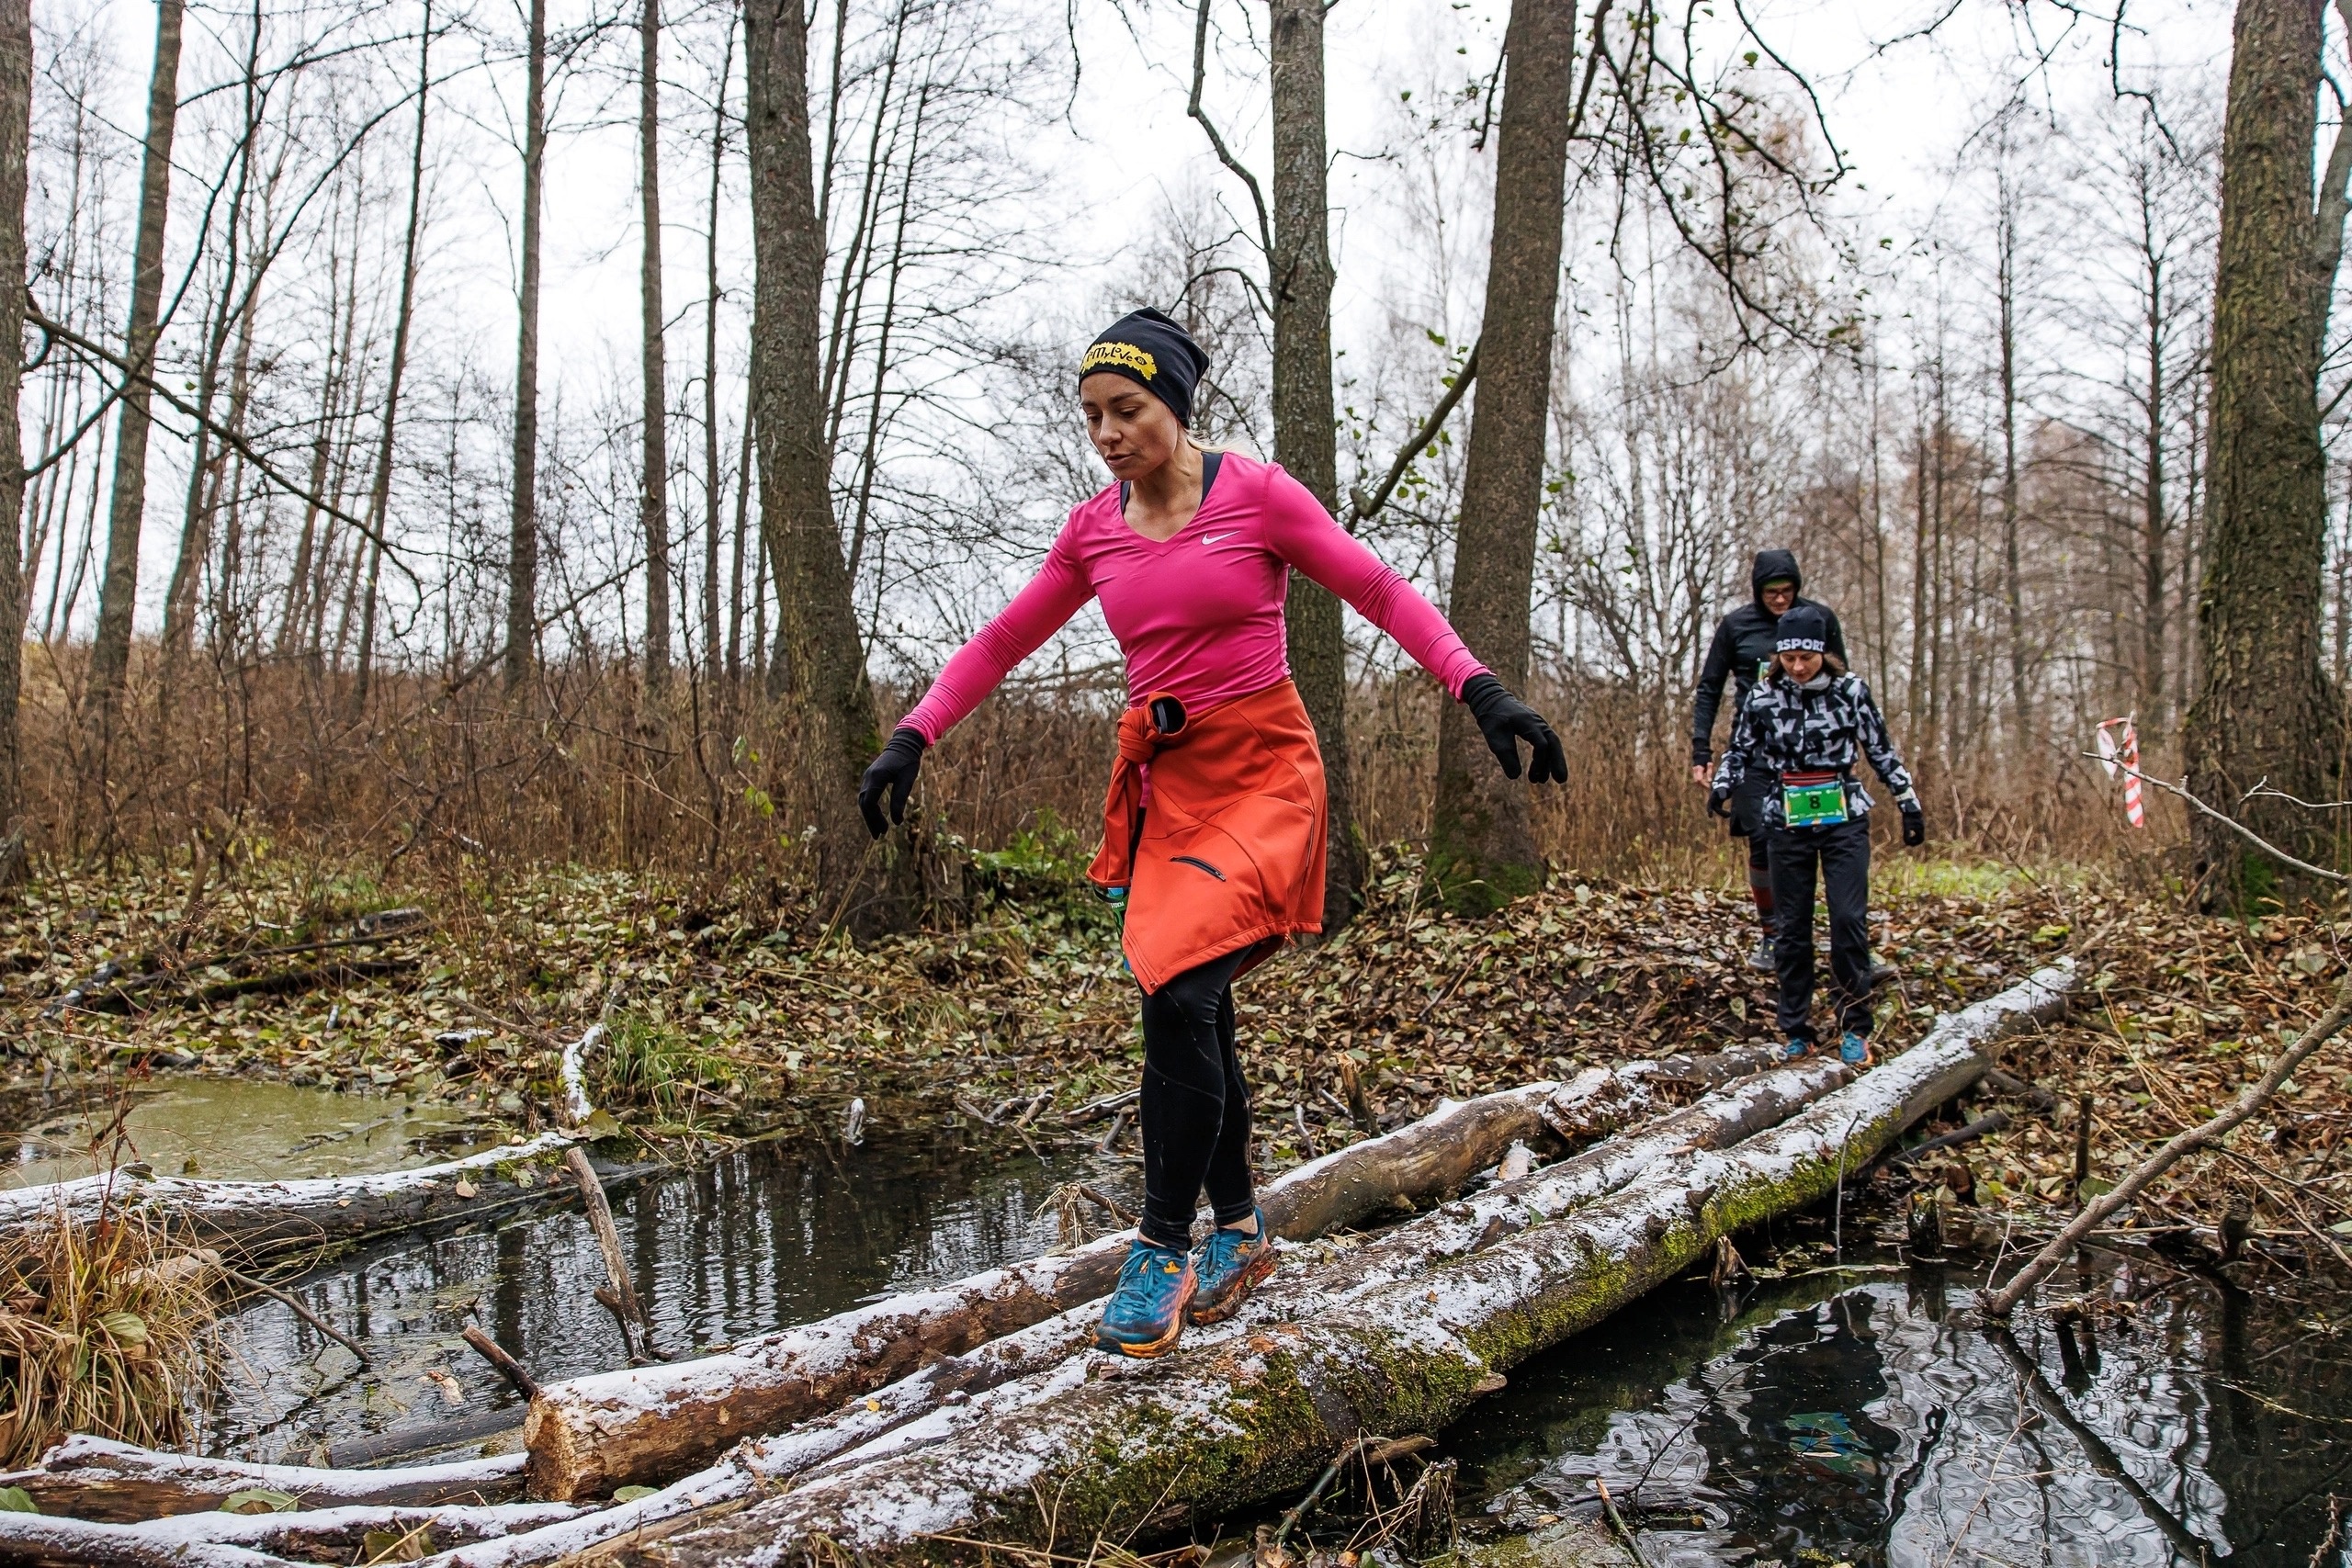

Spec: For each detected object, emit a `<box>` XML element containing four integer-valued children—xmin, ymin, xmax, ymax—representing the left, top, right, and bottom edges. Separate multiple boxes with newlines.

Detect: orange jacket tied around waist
<box><xmin>1087</xmin><ymin>679</ymin><xmax>1327</xmax><ymax>994</ymax></box>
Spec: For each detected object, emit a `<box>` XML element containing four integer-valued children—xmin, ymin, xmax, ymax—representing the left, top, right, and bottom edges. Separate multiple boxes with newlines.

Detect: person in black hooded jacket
<box><xmin>1691</xmin><ymin>550</ymin><xmax>1847</xmax><ymax>971</ymax></box>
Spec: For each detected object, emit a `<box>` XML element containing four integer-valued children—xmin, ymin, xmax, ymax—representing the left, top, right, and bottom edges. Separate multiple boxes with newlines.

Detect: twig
<box><xmin>218</xmin><ymin>1262</ymin><xmax>369</xmax><ymax>1368</ymax></box>
<box><xmin>1347</xmin><ymin>342</ymin><xmax>1481</xmax><ymax>525</ymax></box>
<box><xmin>1593</xmin><ymin>1477</ymin><xmax>1649</xmax><ymax>1567</ymax></box>
<box><xmin>2084</xmin><ymin>754</ymin><xmax>2348</xmax><ymax>884</ymax></box>
<box><xmin>462</xmin><ymin>1324</ymin><xmax>541</xmax><ymax>1401</ymax></box>
<box><xmin>1077</xmin><ymin>1185</ymin><xmax>1136</xmax><ymax>1226</ymax></box>
<box><xmin>1984</xmin><ymin>971</ymin><xmax>2352</xmax><ymax>1317</ymax></box>
<box><xmin>1885</xmin><ymin>1111</ymin><xmax>2009</xmax><ymax>1168</ymax></box>
<box><xmin>566</xmin><ymin>1146</ymin><xmax>653</xmax><ymax>1358</ymax></box>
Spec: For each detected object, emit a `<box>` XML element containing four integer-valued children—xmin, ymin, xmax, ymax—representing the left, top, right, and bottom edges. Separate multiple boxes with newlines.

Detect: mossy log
<box><xmin>0</xmin><ymin>1435</ymin><xmax>527</xmax><ymax>1522</ymax></box>
<box><xmin>623</xmin><ymin>964</ymin><xmax>2070</xmax><ymax>1566</ymax></box>
<box><xmin>0</xmin><ymin>1499</ymin><xmax>578</xmax><ymax>1567</ymax></box>
<box><xmin>522</xmin><ymin>1053</ymin><xmax>1777</xmax><ymax>1503</ymax></box>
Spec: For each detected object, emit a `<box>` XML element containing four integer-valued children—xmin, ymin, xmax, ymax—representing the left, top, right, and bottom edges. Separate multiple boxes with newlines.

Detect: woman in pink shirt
<box><xmin>860</xmin><ymin>309</ymin><xmax>1566</xmax><ymax>1357</ymax></box>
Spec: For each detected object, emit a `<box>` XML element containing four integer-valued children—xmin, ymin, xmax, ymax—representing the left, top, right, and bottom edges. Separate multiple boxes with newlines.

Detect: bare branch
<box><xmin>1348</xmin><ymin>340</ymin><xmax>1478</xmax><ymax>526</ymax></box>
<box><xmin>1186</xmin><ymin>0</ymin><xmax>1272</xmax><ymax>264</ymax></box>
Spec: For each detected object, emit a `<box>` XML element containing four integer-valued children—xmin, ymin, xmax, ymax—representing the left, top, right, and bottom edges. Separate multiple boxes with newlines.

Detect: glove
<box><xmin>1460</xmin><ymin>673</ymin><xmax>1567</xmax><ymax>784</ymax></box>
<box><xmin>1707</xmin><ymin>784</ymin><xmax>1733</xmax><ymax>820</ymax></box>
<box><xmin>1896</xmin><ymin>790</ymin><xmax>1925</xmax><ymax>847</ymax></box>
<box><xmin>858</xmin><ymin>726</ymin><xmax>927</xmax><ymax>838</ymax></box>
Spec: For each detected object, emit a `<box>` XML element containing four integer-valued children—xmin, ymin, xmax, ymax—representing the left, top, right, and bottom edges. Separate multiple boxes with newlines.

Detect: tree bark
<box><xmin>2140</xmin><ymin>158</ymin><xmax>2170</xmax><ymax>728</ymax></box>
<box><xmin>631</xmin><ymin>968</ymin><xmax>2069</xmax><ymax>1565</ymax></box>
<box><xmin>503</xmin><ymin>0</ymin><xmax>547</xmax><ymax>694</ymax></box>
<box><xmin>354</xmin><ymin>0</ymin><xmax>432</xmax><ymax>705</ymax></box>
<box><xmin>0</xmin><ymin>0</ymin><xmax>28</xmax><ymax>847</ymax></box>
<box><xmin>742</xmin><ymin>0</ymin><xmax>889</xmax><ymax>925</ymax></box>
<box><xmin>88</xmin><ymin>0</ymin><xmax>185</xmax><ymax>746</ymax></box>
<box><xmin>639</xmin><ymin>0</ymin><xmax>673</xmax><ymax>689</ymax></box>
<box><xmin>0</xmin><ymin>1497</ymin><xmax>569</xmax><ymax>1561</ymax></box>
<box><xmin>2186</xmin><ymin>0</ymin><xmax>2350</xmax><ymax>902</ymax></box>
<box><xmin>1266</xmin><ymin>0</ymin><xmax>1361</xmax><ymax>931</ymax></box>
<box><xmin>701</xmin><ymin>16</ymin><xmax>732</xmax><ymax>690</ymax></box>
<box><xmin>1429</xmin><ymin>0</ymin><xmax>1574</xmax><ymax>913</ymax></box>
<box><xmin>1996</xmin><ymin>166</ymin><xmax>2030</xmax><ymax>744</ymax></box>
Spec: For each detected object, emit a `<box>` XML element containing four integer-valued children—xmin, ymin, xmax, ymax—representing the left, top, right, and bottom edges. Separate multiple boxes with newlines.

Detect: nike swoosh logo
<box><xmin>1202</xmin><ymin>531</ymin><xmax>1237</xmax><ymax>545</ymax></box>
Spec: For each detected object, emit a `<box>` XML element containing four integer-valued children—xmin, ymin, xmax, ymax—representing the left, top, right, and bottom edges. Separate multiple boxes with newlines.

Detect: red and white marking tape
<box><xmin>2095</xmin><ymin>717</ymin><xmax>2145</xmax><ymax>828</ymax></box>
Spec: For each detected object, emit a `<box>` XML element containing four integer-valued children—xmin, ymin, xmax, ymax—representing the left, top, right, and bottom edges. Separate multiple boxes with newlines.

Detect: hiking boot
<box><xmin>1188</xmin><ymin>1209</ymin><xmax>1278</xmax><ymax>1325</ymax></box>
<box><xmin>1093</xmin><ymin>1240</ymin><xmax>1196</xmax><ymax>1358</ymax></box>
<box><xmin>1782</xmin><ymin>1036</ymin><xmax>1814</xmax><ymax>1062</ymax></box>
<box><xmin>1747</xmin><ymin>936</ymin><xmax>1777</xmax><ymax>972</ymax></box>
<box><xmin>1839</xmin><ymin>1032</ymin><xmax>1874</xmax><ymax>1068</ymax></box>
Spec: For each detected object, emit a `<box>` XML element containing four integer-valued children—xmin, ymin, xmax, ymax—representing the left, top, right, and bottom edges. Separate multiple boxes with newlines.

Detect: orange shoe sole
<box><xmin>1187</xmin><ymin>1246</ymin><xmax>1278</xmax><ymax>1325</ymax></box>
<box><xmin>1095</xmin><ymin>1276</ymin><xmax>1197</xmax><ymax>1358</ymax></box>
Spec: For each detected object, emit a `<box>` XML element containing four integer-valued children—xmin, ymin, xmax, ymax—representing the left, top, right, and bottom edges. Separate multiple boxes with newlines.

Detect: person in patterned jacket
<box><xmin>1708</xmin><ymin>604</ymin><xmax>1923</xmax><ymax>1066</ymax></box>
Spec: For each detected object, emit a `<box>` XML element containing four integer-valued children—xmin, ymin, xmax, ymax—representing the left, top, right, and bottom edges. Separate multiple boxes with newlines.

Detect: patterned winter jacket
<box><xmin>1713</xmin><ymin>671</ymin><xmax>1916</xmax><ymax>829</ymax></box>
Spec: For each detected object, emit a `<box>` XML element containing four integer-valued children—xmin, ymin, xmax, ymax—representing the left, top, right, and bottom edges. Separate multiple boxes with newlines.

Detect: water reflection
<box><xmin>1457</xmin><ymin>1261</ymin><xmax>2352</xmax><ymax>1567</ymax></box>
<box><xmin>200</xmin><ymin>1123</ymin><xmax>1130</xmax><ymax>1463</ymax></box>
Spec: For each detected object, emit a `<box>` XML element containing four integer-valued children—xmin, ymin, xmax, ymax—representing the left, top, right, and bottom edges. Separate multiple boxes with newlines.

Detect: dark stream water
<box><xmin>1450</xmin><ymin>1247</ymin><xmax>2352</xmax><ymax>1566</ymax></box>
<box><xmin>198</xmin><ymin>1122</ymin><xmax>1128</xmax><ymax>1464</ymax></box>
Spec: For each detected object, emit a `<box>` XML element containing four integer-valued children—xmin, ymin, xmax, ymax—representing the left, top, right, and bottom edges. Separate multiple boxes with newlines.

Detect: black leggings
<box><xmin>1136</xmin><ymin>948</ymin><xmax>1256</xmax><ymax>1250</ymax></box>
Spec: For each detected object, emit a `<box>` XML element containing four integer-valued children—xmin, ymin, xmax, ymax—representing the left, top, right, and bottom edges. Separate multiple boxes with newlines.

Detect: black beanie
<box><xmin>1775</xmin><ymin>603</ymin><xmax>1830</xmax><ymax>654</ymax></box>
<box><xmin>1079</xmin><ymin>308</ymin><xmax>1208</xmax><ymax>427</ymax></box>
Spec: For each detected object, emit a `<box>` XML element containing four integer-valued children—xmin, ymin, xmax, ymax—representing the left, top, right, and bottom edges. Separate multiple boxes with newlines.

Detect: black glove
<box><xmin>858</xmin><ymin>726</ymin><xmax>927</xmax><ymax>838</ymax></box>
<box><xmin>1707</xmin><ymin>784</ymin><xmax>1733</xmax><ymax>819</ymax></box>
<box><xmin>1461</xmin><ymin>674</ymin><xmax>1567</xmax><ymax>784</ymax></box>
<box><xmin>1901</xmin><ymin>804</ymin><xmax>1926</xmax><ymax>847</ymax></box>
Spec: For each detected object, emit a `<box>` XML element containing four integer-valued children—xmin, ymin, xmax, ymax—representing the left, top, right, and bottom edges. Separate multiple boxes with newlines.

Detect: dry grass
<box><xmin>14</xmin><ymin>639</ymin><xmax>2148</xmax><ymax>892</ymax></box>
<box><xmin>0</xmin><ymin>1197</ymin><xmax>219</xmax><ymax>1467</ymax></box>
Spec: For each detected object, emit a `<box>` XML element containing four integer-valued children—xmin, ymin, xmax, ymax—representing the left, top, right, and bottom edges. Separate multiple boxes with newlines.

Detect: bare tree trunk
<box><xmin>1996</xmin><ymin>166</ymin><xmax>2030</xmax><ymax>746</ymax></box>
<box><xmin>504</xmin><ymin>0</ymin><xmax>547</xmax><ymax>694</ymax></box>
<box><xmin>1429</xmin><ymin>0</ymin><xmax>1575</xmax><ymax>913</ymax></box>
<box><xmin>702</xmin><ymin>17</ymin><xmax>731</xmax><ymax>692</ymax></box>
<box><xmin>640</xmin><ymin>0</ymin><xmax>673</xmax><ymax>689</ymax></box>
<box><xmin>355</xmin><ymin>0</ymin><xmax>434</xmax><ymax>706</ymax></box>
<box><xmin>729</xmin><ymin>408</ymin><xmax>752</xmax><ymax>685</ymax></box>
<box><xmin>88</xmin><ymin>0</ymin><xmax>185</xmax><ymax>750</ymax></box>
<box><xmin>2187</xmin><ymin>0</ymin><xmax>2352</xmax><ymax>901</ymax></box>
<box><xmin>2140</xmin><ymin>165</ymin><xmax>2170</xmax><ymax>728</ymax></box>
<box><xmin>744</xmin><ymin>0</ymin><xmax>895</xmax><ymax>928</ymax></box>
<box><xmin>0</xmin><ymin>0</ymin><xmax>28</xmax><ymax>851</ymax></box>
<box><xmin>1266</xmin><ymin>0</ymin><xmax>1361</xmax><ymax>933</ymax></box>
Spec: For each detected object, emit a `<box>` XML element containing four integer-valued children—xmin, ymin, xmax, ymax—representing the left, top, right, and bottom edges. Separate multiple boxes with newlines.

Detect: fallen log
<box><xmin>0</xmin><ymin>1132</ymin><xmax>661</xmax><ymax>1264</ymax></box>
<box><xmin>521</xmin><ymin>1060</ymin><xmax>1714</xmax><ymax>1502</ymax></box>
<box><xmin>626</xmin><ymin>964</ymin><xmax>2070</xmax><ymax>1566</ymax></box>
<box><xmin>0</xmin><ymin>1435</ymin><xmax>526</xmax><ymax>1521</ymax></box>
<box><xmin>418</xmin><ymin>1059</ymin><xmax>1852</xmax><ymax>1567</ymax></box>
<box><xmin>0</xmin><ymin>1499</ymin><xmax>579</xmax><ymax>1567</ymax></box>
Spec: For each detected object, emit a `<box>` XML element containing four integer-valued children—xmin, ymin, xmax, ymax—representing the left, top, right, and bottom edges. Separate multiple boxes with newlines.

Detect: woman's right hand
<box><xmin>858</xmin><ymin>727</ymin><xmax>928</xmax><ymax>838</ymax></box>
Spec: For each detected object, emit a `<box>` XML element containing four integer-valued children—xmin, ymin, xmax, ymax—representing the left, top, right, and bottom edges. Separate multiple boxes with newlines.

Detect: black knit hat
<box><xmin>1079</xmin><ymin>308</ymin><xmax>1208</xmax><ymax>427</ymax></box>
<box><xmin>1775</xmin><ymin>603</ymin><xmax>1830</xmax><ymax>654</ymax></box>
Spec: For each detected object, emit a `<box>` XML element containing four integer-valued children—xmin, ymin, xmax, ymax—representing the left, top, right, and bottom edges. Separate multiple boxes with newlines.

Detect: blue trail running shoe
<box><xmin>1189</xmin><ymin>1208</ymin><xmax>1279</xmax><ymax>1325</ymax></box>
<box><xmin>1783</xmin><ymin>1036</ymin><xmax>1814</xmax><ymax>1062</ymax></box>
<box><xmin>1839</xmin><ymin>1032</ymin><xmax>1874</xmax><ymax>1068</ymax></box>
<box><xmin>1094</xmin><ymin>1240</ymin><xmax>1196</xmax><ymax>1358</ymax></box>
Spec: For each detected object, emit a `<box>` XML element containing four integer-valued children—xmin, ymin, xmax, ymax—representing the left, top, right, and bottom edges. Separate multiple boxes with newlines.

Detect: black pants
<box><xmin>1136</xmin><ymin>948</ymin><xmax>1255</xmax><ymax>1250</ymax></box>
<box><xmin>1767</xmin><ymin>816</ymin><xmax>1874</xmax><ymax>1043</ymax></box>
<box><xmin>1731</xmin><ymin>774</ymin><xmax>1775</xmax><ymax>931</ymax></box>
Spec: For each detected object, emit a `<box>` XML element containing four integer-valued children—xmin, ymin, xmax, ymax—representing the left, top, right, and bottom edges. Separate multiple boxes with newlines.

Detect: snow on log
<box><xmin>0</xmin><ymin>1135</ymin><xmax>664</xmax><ymax>1264</ymax></box>
<box><xmin>628</xmin><ymin>964</ymin><xmax>2071</xmax><ymax>1567</ymax></box>
<box><xmin>0</xmin><ymin>1498</ymin><xmax>581</xmax><ymax>1567</ymax></box>
<box><xmin>520</xmin><ymin>1047</ymin><xmax>1777</xmax><ymax>1502</ymax></box>
<box><xmin>0</xmin><ymin>1434</ymin><xmax>527</xmax><ymax>1522</ymax></box>
<box><xmin>429</xmin><ymin>1060</ymin><xmax>1865</xmax><ymax>1566</ymax></box>
<box><xmin>522</xmin><ymin>1077</ymin><xmax>1527</xmax><ymax>1499</ymax></box>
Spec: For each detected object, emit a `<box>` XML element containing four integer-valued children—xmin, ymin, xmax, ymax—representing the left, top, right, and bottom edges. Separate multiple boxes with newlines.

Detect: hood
<box><xmin>1751</xmin><ymin>548</ymin><xmax>1802</xmax><ymax>611</ymax></box>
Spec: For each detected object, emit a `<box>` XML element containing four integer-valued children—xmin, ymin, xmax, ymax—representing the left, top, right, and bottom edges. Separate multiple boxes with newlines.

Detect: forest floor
<box><xmin>0</xmin><ymin>833</ymin><xmax>2345</xmax><ymax>1239</ymax></box>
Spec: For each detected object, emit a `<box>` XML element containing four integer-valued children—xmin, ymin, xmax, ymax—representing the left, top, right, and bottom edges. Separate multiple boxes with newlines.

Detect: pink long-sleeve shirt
<box><xmin>900</xmin><ymin>452</ymin><xmax>1487</xmax><ymax>743</ymax></box>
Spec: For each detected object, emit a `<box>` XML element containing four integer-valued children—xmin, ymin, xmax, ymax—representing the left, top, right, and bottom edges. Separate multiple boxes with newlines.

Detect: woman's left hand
<box><xmin>1461</xmin><ymin>674</ymin><xmax>1568</xmax><ymax>784</ymax></box>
